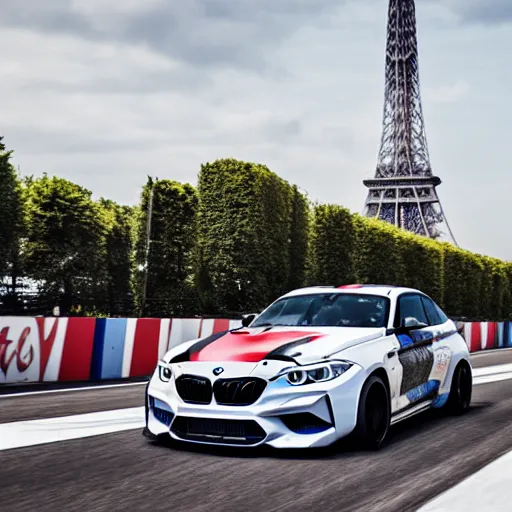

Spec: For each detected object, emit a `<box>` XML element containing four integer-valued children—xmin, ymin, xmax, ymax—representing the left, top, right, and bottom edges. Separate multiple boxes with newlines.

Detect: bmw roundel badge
<box><xmin>213</xmin><ymin>367</ymin><xmax>224</xmax><ymax>376</ymax></box>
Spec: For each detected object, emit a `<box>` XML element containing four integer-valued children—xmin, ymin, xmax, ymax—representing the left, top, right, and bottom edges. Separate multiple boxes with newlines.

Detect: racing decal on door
<box><xmin>430</xmin><ymin>346</ymin><xmax>452</xmax><ymax>385</ymax></box>
<box><xmin>397</xmin><ymin>330</ymin><xmax>453</xmax><ymax>402</ymax></box>
<box><xmin>398</xmin><ymin>339</ymin><xmax>434</xmax><ymax>395</ymax></box>
<box><xmin>405</xmin><ymin>379</ymin><xmax>439</xmax><ymax>403</ymax></box>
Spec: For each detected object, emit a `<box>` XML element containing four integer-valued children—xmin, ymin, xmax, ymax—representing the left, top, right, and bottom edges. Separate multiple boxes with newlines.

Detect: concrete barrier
<box><xmin>0</xmin><ymin>316</ymin><xmax>510</xmax><ymax>384</ymax></box>
<box><xmin>462</xmin><ymin>322</ymin><xmax>512</xmax><ymax>352</ymax></box>
<box><xmin>0</xmin><ymin>317</ymin><xmax>241</xmax><ymax>384</ymax></box>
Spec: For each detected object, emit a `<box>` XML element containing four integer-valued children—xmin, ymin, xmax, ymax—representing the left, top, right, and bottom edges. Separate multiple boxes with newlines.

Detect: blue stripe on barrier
<box><xmin>90</xmin><ymin>318</ymin><xmax>107</xmax><ymax>380</ymax></box>
<box><xmin>494</xmin><ymin>322</ymin><xmax>505</xmax><ymax>348</ymax></box>
<box><xmin>100</xmin><ymin>318</ymin><xmax>127</xmax><ymax>379</ymax></box>
<box><xmin>506</xmin><ymin>322</ymin><xmax>512</xmax><ymax>348</ymax></box>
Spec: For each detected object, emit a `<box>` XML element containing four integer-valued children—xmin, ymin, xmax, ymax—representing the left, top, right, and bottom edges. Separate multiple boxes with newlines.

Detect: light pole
<box><xmin>141</xmin><ymin>180</ymin><xmax>155</xmax><ymax>315</ymax></box>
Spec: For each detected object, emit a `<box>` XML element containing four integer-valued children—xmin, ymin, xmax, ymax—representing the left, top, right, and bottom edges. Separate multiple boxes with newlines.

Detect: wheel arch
<box><xmin>440</xmin><ymin>341</ymin><xmax>472</xmax><ymax>396</ymax></box>
<box><xmin>368</xmin><ymin>367</ymin><xmax>391</xmax><ymax>396</ymax></box>
<box><xmin>355</xmin><ymin>366</ymin><xmax>392</xmax><ymax>418</ymax></box>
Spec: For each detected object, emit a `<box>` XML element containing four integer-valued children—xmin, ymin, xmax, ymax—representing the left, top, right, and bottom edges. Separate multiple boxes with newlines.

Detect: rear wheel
<box><xmin>446</xmin><ymin>361</ymin><xmax>472</xmax><ymax>414</ymax></box>
<box><xmin>354</xmin><ymin>375</ymin><xmax>390</xmax><ymax>450</ymax></box>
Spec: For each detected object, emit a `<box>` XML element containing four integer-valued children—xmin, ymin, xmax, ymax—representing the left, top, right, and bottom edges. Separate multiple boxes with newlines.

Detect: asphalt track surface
<box><xmin>1</xmin><ymin>351</ymin><xmax>512</xmax><ymax>512</ymax></box>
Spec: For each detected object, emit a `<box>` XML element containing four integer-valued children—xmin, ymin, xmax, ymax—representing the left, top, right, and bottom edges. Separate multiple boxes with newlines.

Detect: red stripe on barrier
<box><xmin>59</xmin><ymin>318</ymin><xmax>96</xmax><ymax>381</ymax></box>
<box><xmin>470</xmin><ymin>323</ymin><xmax>481</xmax><ymax>352</ymax></box>
<box><xmin>486</xmin><ymin>322</ymin><xmax>497</xmax><ymax>350</ymax></box>
<box><xmin>36</xmin><ymin>318</ymin><xmax>60</xmax><ymax>381</ymax></box>
<box><xmin>213</xmin><ymin>318</ymin><xmax>230</xmax><ymax>333</ymax></box>
<box><xmin>130</xmin><ymin>319</ymin><xmax>161</xmax><ymax>377</ymax></box>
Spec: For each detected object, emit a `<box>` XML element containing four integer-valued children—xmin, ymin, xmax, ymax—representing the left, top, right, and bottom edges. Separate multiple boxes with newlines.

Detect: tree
<box><xmin>287</xmin><ymin>186</ymin><xmax>310</xmax><ymax>290</ymax></box>
<box><xmin>0</xmin><ymin>137</ymin><xmax>25</xmax><ymax>303</ymax></box>
<box><xmin>99</xmin><ymin>199</ymin><xmax>136</xmax><ymax>316</ymax></box>
<box><xmin>308</xmin><ymin>204</ymin><xmax>355</xmax><ymax>286</ymax></box>
<box><xmin>352</xmin><ymin>216</ymin><xmax>405</xmax><ymax>286</ymax></box>
<box><xmin>24</xmin><ymin>175</ymin><xmax>107</xmax><ymax>315</ymax></box>
<box><xmin>197</xmin><ymin>159</ymin><xmax>293</xmax><ymax>314</ymax></box>
<box><xmin>135</xmin><ymin>178</ymin><xmax>198</xmax><ymax>317</ymax></box>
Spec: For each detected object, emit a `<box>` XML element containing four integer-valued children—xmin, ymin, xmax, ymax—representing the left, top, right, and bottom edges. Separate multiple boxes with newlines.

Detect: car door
<box><xmin>394</xmin><ymin>293</ymin><xmax>438</xmax><ymax>409</ymax></box>
<box><xmin>420</xmin><ymin>295</ymin><xmax>453</xmax><ymax>389</ymax></box>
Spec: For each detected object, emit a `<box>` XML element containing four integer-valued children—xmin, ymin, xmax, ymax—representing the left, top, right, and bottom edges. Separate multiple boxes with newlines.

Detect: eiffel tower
<box><xmin>363</xmin><ymin>0</ymin><xmax>456</xmax><ymax>244</ymax></box>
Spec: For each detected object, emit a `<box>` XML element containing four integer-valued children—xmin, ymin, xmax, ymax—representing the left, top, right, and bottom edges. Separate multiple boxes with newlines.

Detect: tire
<box><xmin>354</xmin><ymin>375</ymin><xmax>391</xmax><ymax>450</ymax></box>
<box><xmin>446</xmin><ymin>361</ymin><xmax>472</xmax><ymax>414</ymax></box>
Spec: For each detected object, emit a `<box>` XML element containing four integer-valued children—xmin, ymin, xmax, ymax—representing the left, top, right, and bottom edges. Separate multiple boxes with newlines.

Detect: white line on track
<box><xmin>418</xmin><ymin>449</ymin><xmax>512</xmax><ymax>511</ymax></box>
<box><xmin>474</xmin><ymin>373</ymin><xmax>512</xmax><ymax>385</ymax></box>
<box><xmin>471</xmin><ymin>348</ymin><xmax>512</xmax><ymax>357</ymax></box>
<box><xmin>473</xmin><ymin>363</ymin><xmax>512</xmax><ymax>386</ymax></box>
<box><xmin>0</xmin><ymin>407</ymin><xmax>145</xmax><ymax>451</ymax></box>
<box><xmin>0</xmin><ymin>381</ymin><xmax>148</xmax><ymax>399</ymax></box>
<box><xmin>473</xmin><ymin>363</ymin><xmax>512</xmax><ymax>376</ymax></box>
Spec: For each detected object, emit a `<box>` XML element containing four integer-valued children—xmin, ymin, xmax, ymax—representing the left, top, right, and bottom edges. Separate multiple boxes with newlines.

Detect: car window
<box><xmin>251</xmin><ymin>293</ymin><xmax>389</xmax><ymax>328</ymax></box>
<box><xmin>253</xmin><ymin>295</ymin><xmax>317</xmax><ymax>326</ymax></box>
<box><xmin>396</xmin><ymin>294</ymin><xmax>428</xmax><ymax>327</ymax></box>
<box><xmin>421</xmin><ymin>296</ymin><xmax>443</xmax><ymax>326</ymax></box>
<box><xmin>435</xmin><ymin>303</ymin><xmax>449</xmax><ymax>324</ymax></box>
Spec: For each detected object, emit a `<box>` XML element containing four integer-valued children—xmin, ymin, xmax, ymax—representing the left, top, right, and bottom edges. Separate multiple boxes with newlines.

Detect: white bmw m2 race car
<box><xmin>144</xmin><ymin>285</ymin><xmax>472</xmax><ymax>449</ymax></box>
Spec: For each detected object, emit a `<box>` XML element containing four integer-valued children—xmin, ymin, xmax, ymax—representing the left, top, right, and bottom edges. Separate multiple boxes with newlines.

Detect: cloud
<box><xmin>430</xmin><ymin>0</ymin><xmax>512</xmax><ymax>25</ymax></box>
<box><xmin>1</xmin><ymin>0</ymin><xmax>343</xmax><ymax>72</ymax></box>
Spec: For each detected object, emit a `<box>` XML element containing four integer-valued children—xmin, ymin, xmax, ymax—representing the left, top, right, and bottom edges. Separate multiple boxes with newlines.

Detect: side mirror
<box><xmin>389</xmin><ymin>317</ymin><xmax>428</xmax><ymax>336</ymax></box>
<box><xmin>241</xmin><ymin>314</ymin><xmax>257</xmax><ymax>327</ymax></box>
<box><xmin>401</xmin><ymin>317</ymin><xmax>428</xmax><ymax>332</ymax></box>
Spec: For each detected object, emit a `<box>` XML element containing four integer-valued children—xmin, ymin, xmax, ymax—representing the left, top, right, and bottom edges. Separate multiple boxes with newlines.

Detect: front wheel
<box><xmin>446</xmin><ymin>362</ymin><xmax>472</xmax><ymax>414</ymax></box>
<box><xmin>354</xmin><ymin>375</ymin><xmax>391</xmax><ymax>450</ymax></box>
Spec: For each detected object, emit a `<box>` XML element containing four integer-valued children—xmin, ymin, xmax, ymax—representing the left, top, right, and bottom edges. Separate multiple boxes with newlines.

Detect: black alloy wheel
<box><xmin>354</xmin><ymin>375</ymin><xmax>391</xmax><ymax>450</ymax></box>
<box><xmin>447</xmin><ymin>362</ymin><xmax>472</xmax><ymax>414</ymax></box>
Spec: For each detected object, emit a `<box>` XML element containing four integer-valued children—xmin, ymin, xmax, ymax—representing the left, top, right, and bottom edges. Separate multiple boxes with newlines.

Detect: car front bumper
<box><xmin>145</xmin><ymin>363</ymin><xmax>365</xmax><ymax>449</ymax></box>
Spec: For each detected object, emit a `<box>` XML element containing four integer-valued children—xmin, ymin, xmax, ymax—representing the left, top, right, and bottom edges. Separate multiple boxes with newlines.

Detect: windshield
<box><xmin>251</xmin><ymin>293</ymin><xmax>390</xmax><ymax>328</ymax></box>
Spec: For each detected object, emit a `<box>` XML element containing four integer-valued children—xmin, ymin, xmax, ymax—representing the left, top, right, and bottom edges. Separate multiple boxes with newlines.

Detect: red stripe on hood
<box><xmin>189</xmin><ymin>330</ymin><xmax>322</xmax><ymax>362</ymax></box>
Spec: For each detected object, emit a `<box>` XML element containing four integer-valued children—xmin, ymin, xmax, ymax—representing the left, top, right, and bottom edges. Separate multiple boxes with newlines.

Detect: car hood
<box><xmin>166</xmin><ymin>325</ymin><xmax>385</xmax><ymax>366</ymax></box>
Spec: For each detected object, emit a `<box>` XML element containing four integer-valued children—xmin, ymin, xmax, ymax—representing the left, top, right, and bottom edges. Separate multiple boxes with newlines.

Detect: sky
<box><xmin>2</xmin><ymin>0</ymin><xmax>512</xmax><ymax>260</ymax></box>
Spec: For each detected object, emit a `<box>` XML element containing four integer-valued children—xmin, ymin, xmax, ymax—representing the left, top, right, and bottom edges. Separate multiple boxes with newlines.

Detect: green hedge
<box><xmin>121</xmin><ymin>157</ymin><xmax>505</xmax><ymax>321</ymax></box>
<box><xmin>193</xmin><ymin>158</ymin><xmax>511</xmax><ymax>321</ymax></box>
<box><xmin>398</xmin><ymin>232</ymin><xmax>444</xmax><ymax>305</ymax></box>
<box><xmin>135</xmin><ymin>178</ymin><xmax>199</xmax><ymax>317</ymax></box>
<box><xmin>307</xmin><ymin>207</ymin><xmax>511</xmax><ymax>321</ymax></box>
<box><xmin>196</xmin><ymin>159</ymin><xmax>308</xmax><ymax>314</ymax></box>
<box><xmin>288</xmin><ymin>186</ymin><xmax>310</xmax><ymax>290</ymax></box>
<box><xmin>352</xmin><ymin>217</ymin><xmax>405</xmax><ymax>287</ymax></box>
<box><xmin>308</xmin><ymin>204</ymin><xmax>355</xmax><ymax>286</ymax></box>
<box><xmin>503</xmin><ymin>264</ymin><xmax>512</xmax><ymax>320</ymax></box>
<box><xmin>442</xmin><ymin>244</ymin><xmax>482</xmax><ymax>319</ymax></box>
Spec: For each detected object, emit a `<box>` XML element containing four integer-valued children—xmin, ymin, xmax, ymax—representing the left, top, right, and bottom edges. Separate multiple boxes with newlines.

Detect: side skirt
<box><xmin>390</xmin><ymin>401</ymin><xmax>433</xmax><ymax>425</ymax></box>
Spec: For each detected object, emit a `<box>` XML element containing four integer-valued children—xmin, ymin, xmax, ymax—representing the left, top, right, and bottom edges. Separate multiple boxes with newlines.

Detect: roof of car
<box><xmin>282</xmin><ymin>285</ymin><xmax>422</xmax><ymax>298</ymax></box>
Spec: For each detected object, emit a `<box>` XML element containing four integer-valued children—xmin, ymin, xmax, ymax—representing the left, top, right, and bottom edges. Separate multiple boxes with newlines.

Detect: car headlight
<box><xmin>273</xmin><ymin>361</ymin><xmax>352</xmax><ymax>386</ymax></box>
<box><xmin>157</xmin><ymin>361</ymin><xmax>172</xmax><ymax>382</ymax></box>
